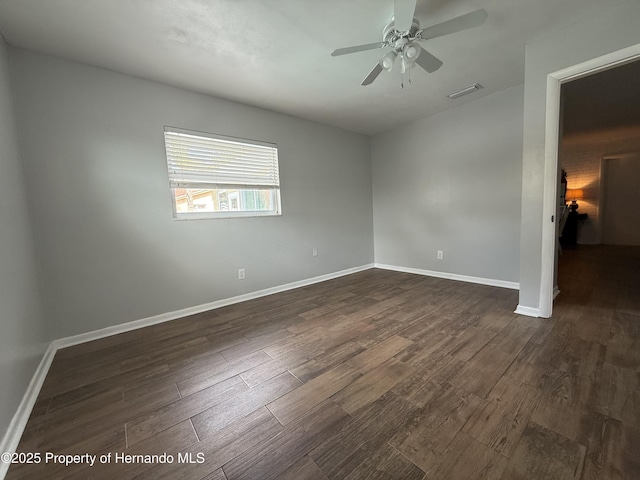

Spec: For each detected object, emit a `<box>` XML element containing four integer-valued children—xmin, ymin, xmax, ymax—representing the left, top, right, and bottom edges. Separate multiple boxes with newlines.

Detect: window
<box><xmin>164</xmin><ymin>126</ymin><xmax>281</xmax><ymax>219</ymax></box>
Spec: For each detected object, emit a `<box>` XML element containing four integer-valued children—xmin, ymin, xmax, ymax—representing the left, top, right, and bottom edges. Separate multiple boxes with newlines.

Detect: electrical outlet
<box><xmin>238</xmin><ymin>268</ymin><xmax>245</xmax><ymax>280</ymax></box>
<box><xmin>437</xmin><ymin>250</ymin><xmax>444</xmax><ymax>260</ymax></box>
<box><xmin>312</xmin><ymin>248</ymin><xmax>318</xmax><ymax>257</ymax></box>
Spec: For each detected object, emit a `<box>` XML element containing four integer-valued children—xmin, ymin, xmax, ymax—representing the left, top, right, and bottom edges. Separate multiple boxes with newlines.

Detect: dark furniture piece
<box><xmin>561</xmin><ymin>211</ymin><xmax>588</xmax><ymax>247</ymax></box>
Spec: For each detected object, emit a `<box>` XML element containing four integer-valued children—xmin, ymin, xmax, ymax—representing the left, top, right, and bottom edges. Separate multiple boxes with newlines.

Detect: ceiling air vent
<box><xmin>447</xmin><ymin>83</ymin><xmax>483</xmax><ymax>99</ymax></box>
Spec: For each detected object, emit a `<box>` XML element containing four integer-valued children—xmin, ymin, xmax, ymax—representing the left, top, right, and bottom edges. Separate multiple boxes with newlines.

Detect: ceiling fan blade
<box><xmin>331</xmin><ymin>42</ymin><xmax>386</xmax><ymax>56</ymax></box>
<box><xmin>361</xmin><ymin>63</ymin><xmax>384</xmax><ymax>86</ymax></box>
<box><xmin>394</xmin><ymin>0</ymin><xmax>417</xmax><ymax>32</ymax></box>
<box><xmin>419</xmin><ymin>9</ymin><xmax>488</xmax><ymax>41</ymax></box>
<box><xmin>415</xmin><ymin>48</ymin><xmax>443</xmax><ymax>73</ymax></box>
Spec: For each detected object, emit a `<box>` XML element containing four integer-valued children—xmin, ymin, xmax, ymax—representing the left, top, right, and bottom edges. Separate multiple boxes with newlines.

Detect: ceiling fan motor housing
<box><xmin>383</xmin><ymin>17</ymin><xmax>421</xmax><ymax>48</ymax></box>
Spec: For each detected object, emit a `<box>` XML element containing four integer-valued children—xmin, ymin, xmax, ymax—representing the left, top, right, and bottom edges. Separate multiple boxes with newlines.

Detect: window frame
<box><xmin>164</xmin><ymin>126</ymin><xmax>282</xmax><ymax>220</ymax></box>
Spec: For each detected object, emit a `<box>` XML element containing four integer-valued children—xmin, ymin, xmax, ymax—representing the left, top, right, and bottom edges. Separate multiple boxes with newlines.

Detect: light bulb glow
<box><xmin>380</xmin><ymin>51</ymin><xmax>398</xmax><ymax>72</ymax></box>
<box><xmin>402</xmin><ymin>43</ymin><xmax>420</xmax><ymax>63</ymax></box>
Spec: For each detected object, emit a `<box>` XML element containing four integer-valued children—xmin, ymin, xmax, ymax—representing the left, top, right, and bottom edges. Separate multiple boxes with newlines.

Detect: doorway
<box><xmin>540</xmin><ymin>46</ymin><xmax>640</xmax><ymax>318</ymax></box>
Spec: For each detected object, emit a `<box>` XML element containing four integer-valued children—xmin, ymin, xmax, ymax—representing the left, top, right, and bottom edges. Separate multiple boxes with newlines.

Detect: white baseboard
<box><xmin>553</xmin><ymin>286</ymin><xmax>561</xmax><ymax>299</ymax></box>
<box><xmin>0</xmin><ymin>343</ymin><xmax>57</xmax><ymax>479</ymax></box>
<box><xmin>0</xmin><ymin>263</ymin><xmax>374</xmax><ymax>479</ymax></box>
<box><xmin>514</xmin><ymin>304</ymin><xmax>542</xmax><ymax>317</ymax></box>
<box><xmin>375</xmin><ymin>263</ymin><xmax>520</xmax><ymax>290</ymax></box>
<box><xmin>55</xmin><ymin>264</ymin><xmax>375</xmax><ymax>350</ymax></box>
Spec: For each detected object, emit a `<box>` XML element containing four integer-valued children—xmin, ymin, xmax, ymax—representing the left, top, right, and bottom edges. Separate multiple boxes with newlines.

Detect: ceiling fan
<box><xmin>331</xmin><ymin>0</ymin><xmax>487</xmax><ymax>86</ymax></box>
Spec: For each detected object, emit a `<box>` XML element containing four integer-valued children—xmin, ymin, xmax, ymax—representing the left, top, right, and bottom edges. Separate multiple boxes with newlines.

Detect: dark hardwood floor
<box><xmin>6</xmin><ymin>245</ymin><xmax>640</xmax><ymax>479</ymax></box>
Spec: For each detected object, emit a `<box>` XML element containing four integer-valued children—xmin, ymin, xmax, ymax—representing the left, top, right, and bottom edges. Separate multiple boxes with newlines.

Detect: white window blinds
<box><xmin>164</xmin><ymin>127</ymin><xmax>280</xmax><ymax>190</ymax></box>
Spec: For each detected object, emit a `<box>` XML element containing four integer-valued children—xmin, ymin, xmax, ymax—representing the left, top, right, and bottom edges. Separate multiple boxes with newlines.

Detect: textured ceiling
<box><xmin>0</xmin><ymin>0</ymin><xmax>605</xmax><ymax>135</ymax></box>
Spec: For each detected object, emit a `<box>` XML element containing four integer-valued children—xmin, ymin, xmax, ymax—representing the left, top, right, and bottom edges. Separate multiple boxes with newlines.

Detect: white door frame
<box><xmin>539</xmin><ymin>44</ymin><xmax>640</xmax><ymax>318</ymax></box>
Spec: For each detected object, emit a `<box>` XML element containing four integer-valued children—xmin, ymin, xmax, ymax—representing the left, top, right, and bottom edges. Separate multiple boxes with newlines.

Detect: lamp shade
<box><xmin>380</xmin><ymin>51</ymin><xmax>398</xmax><ymax>71</ymax></box>
<box><xmin>566</xmin><ymin>189</ymin><xmax>584</xmax><ymax>200</ymax></box>
<box><xmin>402</xmin><ymin>43</ymin><xmax>421</xmax><ymax>63</ymax></box>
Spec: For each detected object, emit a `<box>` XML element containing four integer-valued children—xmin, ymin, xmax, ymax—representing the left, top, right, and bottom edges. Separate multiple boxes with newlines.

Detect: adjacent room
<box><xmin>0</xmin><ymin>1</ymin><xmax>639</xmax><ymax>479</ymax></box>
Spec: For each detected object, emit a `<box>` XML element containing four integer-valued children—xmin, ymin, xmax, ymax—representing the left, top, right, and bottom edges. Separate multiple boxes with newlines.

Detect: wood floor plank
<box><xmin>119</xmin><ymin>336</ymin><xmax>210</xmax><ymax>373</ymax></box>
<box><xmin>594</xmin><ymin>363</ymin><xmax>640</xmax><ymax>429</ymax></box>
<box><xmin>192</xmin><ymin>371</ymin><xmax>301</xmax><ymax>438</ymax></box>
<box><xmin>310</xmin><ymin>392</ymin><xmax>418</xmax><ymax>479</ymax></box>
<box><xmin>132</xmin><ymin>408</ymin><xmax>282</xmax><ymax>480</ymax></box>
<box><xmin>530</xmin><ymin>368</ymin><xmax>596</xmax><ymax>442</ymax></box>
<box><xmin>44</xmin><ymin>343</ymin><xmax>226</xmax><ymax>405</ymax></box>
<box><xmin>426</xmin><ymin>431</ymin><xmax>508</xmax><ymax>480</ymax></box>
<box><xmin>394</xmin><ymin>330</ymin><xmax>458</xmax><ymax>366</ymax></box>
<box><xmin>339</xmin><ymin>296</ymin><xmax>408</xmax><ymax>323</ymax></box>
<box><xmin>278</xmin><ymin>456</ymin><xmax>329</xmax><ymax>480</ymax></box>
<box><xmin>222</xmin><ymin>400</ymin><xmax>348</xmax><ymax>480</ymax></box>
<box><xmin>391</xmin><ymin>354</ymin><xmax>463</xmax><ymax>406</ymax></box>
<box><xmin>35</xmin><ymin>374</ymin><xmax>182</xmax><ymax>450</ymax></box>
<box><xmin>126</xmin><ymin>375</ymin><xmax>248</xmax><ymax>446</ymax></box>
<box><xmin>85</xmin><ymin>420</ymin><xmax>199</xmax><ymax>480</ymax></box>
<box><xmin>463</xmin><ymin>375</ymin><xmax>540</xmax><ymax>456</ymax></box>
<box><xmin>47</xmin><ymin>385</ymin><xmax>123</xmax><ymax>417</ymax></box>
<box><xmin>266</xmin><ymin>363</ymin><xmax>360</xmax><ymax>426</ymax></box>
<box><xmin>579</xmin><ymin>413</ymin><xmax>634</xmax><ymax>480</ymax></box>
<box><xmin>8</xmin><ymin>424</ymin><xmax>125</xmax><ymax>480</ymax></box>
<box><xmin>564</xmin><ymin>338</ymin><xmax>607</xmax><ymax>380</ymax></box>
<box><xmin>219</xmin><ymin>328</ymin><xmax>292</xmax><ymax>362</ymax></box>
<box><xmin>488</xmin><ymin>318</ymin><xmax>538</xmax><ymax>356</ymax></box>
<box><xmin>332</xmin><ymin>358</ymin><xmax>413</xmax><ymax>414</ymax></box>
<box><xmin>342</xmin><ymin>442</ymin><xmax>425</xmax><ymax>480</ymax></box>
<box><xmin>503</xmin><ymin>338</ymin><xmax>551</xmax><ymax>388</ymax></box>
<box><xmin>123</xmin><ymin>380</ymin><xmax>182</xmax><ymax>412</ymax></box>
<box><xmin>200</xmin><ymin>469</ymin><xmax>228</xmax><ymax>480</ymax></box>
<box><xmin>361</xmin><ymin>306</ymin><xmax>434</xmax><ymax>343</ymax></box>
<box><xmin>318</xmin><ymin>321</ymin><xmax>376</xmax><ymax>351</ymax></box>
<box><xmin>500</xmin><ymin>422</ymin><xmax>586</xmax><ymax>480</ymax></box>
<box><xmin>239</xmin><ymin>358</ymin><xmax>288</xmax><ymax>387</ymax></box>
<box><xmin>289</xmin><ymin>340</ymin><xmax>366</xmax><ymax>383</ymax></box>
<box><xmin>42</xmin><ymin>333</ymin><xmax>232</xmax><ymax>398</ymax></box>
<box><xmin>345</xmin><ymin>334</ymin><xmax>413</xmax><ymax>373</ymax></box>
<box><xmin>450</xmin><ymin>345</ymin><xmax>516</xmax><ymax>398</ymax></box>
<box><xmin>449</xmin><ymin>326</ymin><xmax>498</xmax><ymax>362</ymax></box>
<box><xmin>177</xmin><ymin>350</ymin><xmax>272</xmax><ymax>397</ymax></box>
<box><xmin>262</xmin><ymin>326</ymin><xmax>326</xmax><ymax>361</ymax></box>
<box><xmin>389</xmin><ymin>382</ymin><xmax>483</xmax><ymax>467</ymax></box>
<box><xmin>605</xmin><ymin>328</ymin><xmax>640</xmax><ymax>369</ymax></box>
<box><xmin>476</xmin><ymin>310</ymin><xmax>516</xmax><ymax>335</ymax></box>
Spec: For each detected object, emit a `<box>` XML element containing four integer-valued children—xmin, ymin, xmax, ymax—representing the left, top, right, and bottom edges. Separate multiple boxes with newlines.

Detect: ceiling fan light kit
<box><xmin>331</xmin><ymin>0</ymin><xmax>488</xmax><ymax>87</ymax></box>
<box><xmin>380</xmin><ymin>51</ymin><xmax>398</xmax><ymax>71</ymax></box>
<box><xmin>403</xmin><ymin>44</ymin><xmax>420</xmax><ymax>61</ymax></box>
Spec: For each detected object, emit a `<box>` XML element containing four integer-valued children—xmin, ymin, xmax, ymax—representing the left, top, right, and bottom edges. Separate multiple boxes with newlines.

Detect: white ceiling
<box><xmin>0</xmin><ymin>0</ymin><xmax>604</xmax><ymax>135</ymax></box>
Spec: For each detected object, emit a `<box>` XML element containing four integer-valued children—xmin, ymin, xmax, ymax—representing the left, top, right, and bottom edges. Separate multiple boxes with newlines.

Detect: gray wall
<box><xmin>371</xmin><ymin>85</ymin><xmax>523</xmax><ymax>284</ymax></box>
<box><xmin>0</xmin><ymin>38</ymin><xmax>47</xmax><ymax>437</ymax></box>
<box><xmin>10</xmin><ymin>48</ymin><xmax>374</xmax><ymax>339</ymax></box>
<box><xmin>519</xmin><ymin>0</ymin><xmax>640</xmax><ymax>311</ymax></box>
